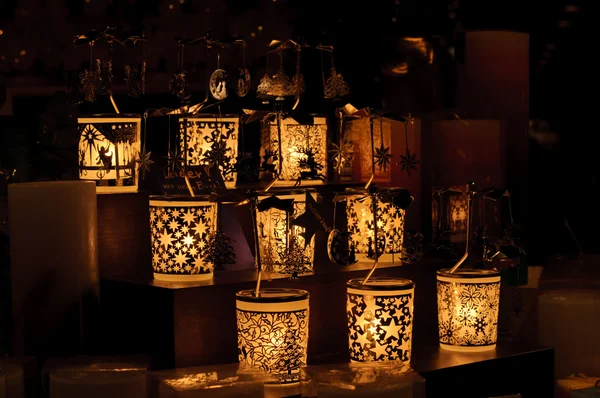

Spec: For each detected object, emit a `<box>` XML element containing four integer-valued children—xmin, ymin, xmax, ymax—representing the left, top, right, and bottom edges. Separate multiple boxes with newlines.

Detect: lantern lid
<box><xmin>181</xmin><ymin>113</ymin><xmax>240</xmax><ymax>119</ymax></box>
<box><xmin>342</xmin><ymin>187</ymin><xmax>406</xmax><ymax>194</ymax></box>
<box><xmin>257</xmin><ymin>188</ymin><xmax>317</xmax><ymax>196</ymax></box>
<box><xmin>347</xmin><ymin>277</ymin><xmax>414</xmax><ymax>291</ymax></box>
<box><xmin>437</xmin><ymin>268</ymin><xmax>501</xmax><ymax>279</ymax></box>
<box><xmin>236</xmin><ymin>288</ymin><xmax>309</xmax><ymax>303</ymax></box>
<box><xmin>77</xmin><ymin>113</ymin><xmax>141</xmax><ymax>119</ymax></box>
<box><xmin>149</xmin><ymin>195</ymin><xmax>215</xmax><ymax>202</ymax></box>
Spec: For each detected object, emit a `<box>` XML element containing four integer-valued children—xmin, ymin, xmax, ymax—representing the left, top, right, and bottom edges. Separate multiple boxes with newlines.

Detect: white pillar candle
<box><xmin>8</xmin><ymin>181</ymin><xmax>99</xmax><ymax>355</ymax></box>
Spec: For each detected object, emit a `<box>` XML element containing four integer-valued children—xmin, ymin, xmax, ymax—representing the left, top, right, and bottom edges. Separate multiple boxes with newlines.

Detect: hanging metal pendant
<box><xmin>236</xmin><ymin>67</ymin><xmax>251</xmax><ymax>97</ymax></box>
<box><xmin>327</xmin><ymin>229</ymin><xmax>357</xmax><ymax>266</ymax></box>
<box><xmin>209</xmin><ymin>69</ymin><xmax>229</xmax><ymax>100</ymax></box>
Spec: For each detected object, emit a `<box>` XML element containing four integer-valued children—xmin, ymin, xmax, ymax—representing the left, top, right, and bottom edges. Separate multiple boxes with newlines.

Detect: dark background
<box><xmin>0</xmin><ymin>0</ymin><xmax>594</xmax><ymax>261</ymax></box>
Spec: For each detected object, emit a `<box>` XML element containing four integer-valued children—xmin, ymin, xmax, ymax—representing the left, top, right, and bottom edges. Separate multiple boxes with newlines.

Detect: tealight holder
<box><xmin>346</xmin><ymin>278</ymin><xmax>415</xmax><ymax>364</ymax></box>
<box><xmin>149</xmin><ymin>196</ymin><xmax>217</xmax><ymax>281</ymax></box>
<box><xmin>436</xmin><ymin>269</ymin><xmax>501</xmax><ymax>352</ymax></box>
<box><xmin>236</xmin><ymin>288</ymin><xmax>310</xmax><ymax>383</ymax></box>
<box><xmin>78</xmin><ymin>114</ymin><xmax>141</xmax><ymax>193</ymax></box>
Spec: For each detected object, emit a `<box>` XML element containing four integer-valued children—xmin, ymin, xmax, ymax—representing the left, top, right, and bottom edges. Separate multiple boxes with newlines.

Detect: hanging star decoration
<box><xmin>166</xmin><ymin>148</ymin><xmax>186</xmax><ymax>171</ymax></box>
<box><xmin>373</xmin><ymin>144</ymin><xmax>393</xmax><ymax>172</ymax></box>
<box><xmin>328</xmin><ymin>141</ymin><xmax>354</xmax><ymax>174</ymax></box>
<box><xmin>135</xmin><ymin>147</ymin><xmax>154</xmax><ymax>179</ymax></box>
<box><xmin>398</xmin><ymin>148</ymin><xmax>420</xmax><ymax>177</ymax></box>
<box><xmin>290</xmin><ymin>192</ymin><xmax>325</xmax><ymax>249</ymax></box>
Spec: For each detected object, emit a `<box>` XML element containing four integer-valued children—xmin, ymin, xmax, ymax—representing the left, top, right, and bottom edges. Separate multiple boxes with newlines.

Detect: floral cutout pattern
<box><xmin>149</xmin><ymin>202</ymin><xmax>216</xmax><ymax>276</ymax></box>
<box><xmin>347</xmin><ymin>291</ymin><xmax>414</xmax><ymax>362</ymax></box>
<box><xmin>179</xmin><ymin>118</ymin><xmax>239</xmax><ymax>185</ymax></box>
<box><xmin>237</xmin><ymin>308</ymin><xmax>309</xmax><ymax>382</ymax></box>
<box><xmin>346</xmin><ymin>195</ymin><xmax>405</xmax><ymax>261</ymax></box>
<box><xmin>437</xmin><ymin>280</ymin><xmax>501</xmax><ymax>347</ymax></box>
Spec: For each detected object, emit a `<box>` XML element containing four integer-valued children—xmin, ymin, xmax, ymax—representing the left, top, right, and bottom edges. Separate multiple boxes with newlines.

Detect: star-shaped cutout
<box><xmin>398</xmin><ymin>148</ymin><xmax>420</xmax><ymax>177</ymax></box>
<box><xmin>373</xmin><ymin>144</ymin><xmax>393</xmax><ymax>172</ymax></box>
<box><xmin>135</xmin><ymin>148</ymin><xmax>154</xmax><ymax>179</ymax></box>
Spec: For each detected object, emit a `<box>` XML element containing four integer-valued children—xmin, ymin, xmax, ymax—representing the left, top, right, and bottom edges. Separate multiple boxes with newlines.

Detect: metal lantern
<box><xmin>346</xmin><ymin>278</ymin><xmax>415</xmax><ymax>364</ymax></box>
<box><xmin>257</xmin><ymin>190</ymin><xmax>316</xmax><ymax>276</ymax></box>
<box><xmin>436</xmin><ymin>269</ymin><xmax>501</xmax><ymax>351</ymax></box>
<box><xmin>78</xmin><ymin>115</ymin><xmax>141</xmax><ymax>193</ymax></box>
<box><xmin>345</xmin><ymin>191</ymin><xmax>406</xmax><ymax>264</ymax></box>
<box><xmin>179</xmin><ymin>114</ymin><xmax>240</xmax><ymax>188</ymax></box>
<box><xmin>236</xmin><ymin>288</ymin><xmax>310</xmax><ymax>383</ymax></box>
<box><xmin>149</xmin><ymin>196</ymin><xmax>217</xmax><ymax>281</ymax></box>
<box><xmin>262</xmin><ymin>116</ymin><xmax>328</xmax><ymax>187</ymax></box>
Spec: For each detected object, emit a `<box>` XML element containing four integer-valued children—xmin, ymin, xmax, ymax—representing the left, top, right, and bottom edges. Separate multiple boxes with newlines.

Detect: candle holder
<box><xmin>346</xmin><ymin>278</ymin><xmax>415</xmax><ymax>364</ymax></box>
<box><xmin>78</xmin><ymin>114</ymin><xmax>141</xmax><ymax>193</ymax></box>
<box><xmin>257</xmin><ymin>190</ymin><xmax>316</xmax><ymax>277</ymax></box>
<box><xmin>262</xmin><ymin>116</ymin><xmax>328</xmax><ymax>187</ymax></box>
<box><xmin>436</xmin><ymin>269</ymin><xmax>501</xmax><ymax>352</ymax></box>
<box><xmin>149</xmin><ymin>196</ymin><xmax>217</xmax><ymax>281</ymax></box>
<box><xmin>344</xmin><ymin>189</ymin><xmax>406</xmax><ymax>264</ymax></box>
<box><xmin>236</xmin><ymin>288</ymin><xmax>310</xmax><ymax>383</ymax></box>
<box><xmin>179</xmin><ymin>114</ymin><xmax>240</xmax><ymax>188</ymax></box>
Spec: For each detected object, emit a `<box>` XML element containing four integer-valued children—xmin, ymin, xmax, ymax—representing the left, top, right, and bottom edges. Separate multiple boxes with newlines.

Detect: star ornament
<box><xmin>328</xmin><ymin>142</ymin><xmax>354</xmax><ymax>173</ymax></box>
<box><xmin>373</xmin><ymin>144</ymin><xmax>393</xmax><ymax>172</ymax></box>
<box><xmin>398</xmin><ymin>148</ymin><xmax>420</xmax><ymax>177</ymax></box>
<box><xmin>136</xmin><ymin>148</ymin><xmax>154</xmax><ymax>179</ymax></box>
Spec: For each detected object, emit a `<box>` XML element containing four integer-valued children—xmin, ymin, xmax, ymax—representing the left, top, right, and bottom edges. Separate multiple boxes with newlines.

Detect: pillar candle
<box><xmin>8</xmin><ymin>181</ymin><xmax>99</xmax><ymax>357</ymax></box>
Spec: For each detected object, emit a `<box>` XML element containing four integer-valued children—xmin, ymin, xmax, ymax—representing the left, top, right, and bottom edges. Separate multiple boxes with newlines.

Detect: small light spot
<box><xmin>85</xmin><ymin>0</ymin><xmax>90</xmax><ymax>3</ymax></box>
<box><xmin>546</xmin><ymin>43</ymin><xmax>556</xmax><ymax>50</ymax></box>
<box><xmin>13</xmin><ymin>58</ymin><xmax>19</xmax><ymax>63</ymax></box>
<box><xmin>19</xmin><ymin>49</ymin><xmax>26</xmax><ymax>56</ymax></box>
<box><xmin>391</xmin><ymin>17</ymin><xmax>397</xmax><ymax>22</ymax></box>
<box><xmin>258</xmin><ymin>26</ymin><xmax>263</xmax><ymax>31</ymax></box>
<box><xmin>564</xmin><ymin>5</ymin><xmax>580</xmax><ymax>12</ymax></box>
<box><xmin>250</xmin><ymin>32</ymin><xmax>256</xmax><ymax>38</ymax></box>
<box><xmin>557</xmin><ymin>20</ymin><xmax>570</xmax><ymax>27</ymax></box>
<box><xmin>179</xmin><ymin>0</ymin><xmax>184</xmax><ymax>3</ymax></box>
<box><xmin>168</xmin><ymin>4</ymin><xmax>174</xmax><ymax>9</ymax></box>
<box><xmin>0</xmin><ymin>30</ymin><xmax>4</xmax><ymax>36</ymax></box>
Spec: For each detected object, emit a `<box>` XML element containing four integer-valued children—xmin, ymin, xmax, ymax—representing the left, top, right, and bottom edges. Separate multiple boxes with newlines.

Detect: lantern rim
<box><xmin>341</xmin><ymin>187</ymin><xmax>408</xmax><ymax>195</ymax></box>
<box><xmin>77</xmin><ymin>113</ymin><xmax>141</xmax><ymax>119</ymax></box>
<box><xmin>347</xmin><ymin>277</ymin><xmax>414</xmax><ymax>291</ymax></box>
<box><xmin>149</xmin><ymin>195</ymin><xmax>215</xmax><ymax>202</ymax></box>
<box><xmin>236</xmin><ymin>288</ymin><xmax>309</xmax><ymax>303</ymax></box>
<box><xmin>257</xmin><ymin>188</ymin><xmax>318</xmax><ymax>196</ymax></box>
<box><xmin>436</xmin><ymin>268</ymin><xmax>501</xmax><ymax>279</ymax></box>
<box><xmin>179</xmin><ymin>113</ymin><xmax>240</xmax><ymax>119</ymax></box>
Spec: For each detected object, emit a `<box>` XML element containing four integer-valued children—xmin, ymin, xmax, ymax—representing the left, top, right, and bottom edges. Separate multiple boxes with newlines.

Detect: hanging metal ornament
<box><xmin>169</xmin><ymin>40</ymin><xmax>190</xmax><ymax>104</ymax></box>
<box><xmin>320</xmin><ymin>46</ymin><xmax>350</xmax><ymax>100</ymax></box>
<box><xmin>79</xmin><ymin>40</ymin><xmax>99</xmax><ymax>103</ymax></box>
<box><xmin>210</xmin><ymin>52</ymin><xmax>229</xmax><ymax>100</ymax></box>
<box><xmin>124</xmin><ymin>34</ymin><xmax>147</xmax><ymax>98</ymax></box>
<box><xmin>135</xmin><ymin>112</ymin><xmax>154</xmax><ymax>179</ymax></box>
<box><xmin>397</xmin><ymin>116</ymin><xmax>420</xmax><ymax>176</ymax></box>
<box><xmin>236</xmin><ymin>41</ymin><xmax>251</xmax><ymax>97</ymax></box>
<box><xmin>292</xmin><ymin>45</ymin><xmax>304</xmax><ymax>110</ymax></box>
<box><xmin>257</xmin><ymin>73</ymin><xmax>273</xmax><ymax>101</ymax></box>
<box><xmin>372</xmin><ymin>116</ymin><xmax>392</xmax><ymax>172</ymax></box>
<box><xmin>267</xmin><ymin>53</ymin><xmax>293</xmax><ymax>100</ymax></box>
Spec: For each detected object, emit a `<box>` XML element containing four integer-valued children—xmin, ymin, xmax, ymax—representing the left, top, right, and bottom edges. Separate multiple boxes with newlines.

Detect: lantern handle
<box><xmin>449</xmin><ymin>182</ymin><xmax>476</xmax><ymax>273</ymax></box>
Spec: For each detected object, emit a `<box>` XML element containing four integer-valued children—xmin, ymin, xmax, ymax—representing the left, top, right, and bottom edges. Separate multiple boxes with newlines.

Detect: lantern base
<box><xmin>96</xmin><ymin>185</ymin><xmax>138</xmax><ymax>195</ymax></box>
<box><xmin>153</xmin><ymin>272</ymin><xmax>213</xmax><ymax>282</ymax></box>
<box><xmin>355</xmin><ymin>253</ymin><xmax>403</xmax><ymax>265</ymax></box>
<box><xmin>439</xmin><ymin>343</ymin><xmax>496</xmax><ymax>353</ymax></box>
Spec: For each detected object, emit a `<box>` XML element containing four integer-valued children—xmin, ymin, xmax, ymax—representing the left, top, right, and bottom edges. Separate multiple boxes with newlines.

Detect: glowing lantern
<box><xmin>257</xmin><ymin>190</ymin><xmax>316</xmax><ymax>276</ymax></box>
<box><xmin>236</xmin><ymin>288</ymin><xmax>310</xmax><ymax>383</ymax></box>
<box><xmin>436</xmin><ymin>269</ymin><xmax>501</xmax><ymax>351</ymax></box>
<box><xmin>78</xmin><ymin>115</ymin><xmax>141</xmax><ymax>193</ymax></box>
<box><xmin>149</xmin><ymin>196</ymin><xmax>217</xmax><ymax>281</ymax></box>
<box><xmin>262</xmin><ymin>116</ymin><xmax>328</xmax><ymax>187</ymax></box>
<box><xmin>346</xmin><ymin>278</ymin><xmax>415</xmax><ymax>363</ymax></box>
<box><xmin>179</xmin><ymin>115</ymin><xmax>240</xmax><ymax>188</ymax></box>
<box><xmin>344</xmin><ymin>191</ymin><xmax>406</xmax><ymax>264</ymax></box>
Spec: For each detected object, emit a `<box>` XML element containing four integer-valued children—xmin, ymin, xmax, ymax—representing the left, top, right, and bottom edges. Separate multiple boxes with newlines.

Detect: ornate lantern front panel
<box><xmin>437</xmin><ymin>269</ymin><xmax>501</xmax><ymax>351</ymax></box>
<box><xmin>149</xmin><ymin>196</ymin><xmax>217</xmax><ymax>281</ymax></box>
<box><xmin>236</xmin><ymin>288</ymin><xmax>310</xmax><ymax>383</ymax></box>
<box><xmin>346</xmin><ymin>278</ymin><xmax>414</xmax><ymax>364</ymax></box>
<box><xmin>257</xmin><ymin>191</ymin><xmax>316</xmax><ymax>276</ymax></box>
<box><xmin>78</xmin><ymin>116</ymin><xmax>141</xmax><ymax>193</ymax></box>
<box><xmin>345</xmin><ymin>194</ymin><xmax>405</xmax><ymax>264</ymax></box>
<box><xmin>263</xmin><ymin>117</ymin><xmax>328</xmax><ymax>186</ymax></box>
<box><xmin>179</xmin><ymin>115</ymin><xmax>240</xmax><ymax>188</ymax></box>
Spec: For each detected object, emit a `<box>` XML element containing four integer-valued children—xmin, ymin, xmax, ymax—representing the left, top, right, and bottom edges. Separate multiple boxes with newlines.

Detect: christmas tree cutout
<box><xmin>203</xmin><ymin>226</ymin><xmax>236</xmax><ymax>271</ymax></box>
<box><xmin>277</xmin><ymin>235</ymin><xmax>312</xmax><ymax>279</ymax></box>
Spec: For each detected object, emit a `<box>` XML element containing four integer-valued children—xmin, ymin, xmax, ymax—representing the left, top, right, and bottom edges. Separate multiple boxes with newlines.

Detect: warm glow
<box><xmin>437</xmin><ymin>270</ymin><xmax>501</xmax><ymax>351</ymax></box>
<box><xmin>345</xmin><ymin>193</ymin><xmax>405</xmax><ymax>264</ymax></box>
<box><xmin>19</xmin><ymin>49</ymin><xmax>26</xmax><ymax>56</ymax></box>
<box><xmin>347</xmin><ymin>278</ymin><xmax>414</xmax><ymax>363</ymax></box>
<box><xmin>179</xmin><ymin>116</ymin><xmax>239</xmax><ymax>188</ymax></box>
<box><xmin>265</xmin><ymin>117</ymin><xmax>328</xmax><ymax>186</ymax></box>
<box><xmin>257</xmin><ymin>192</ymin><xmax>315</xmax><ymax>275</ymax></box>
<box><xmin>0</xmin><ymin>30</ymin><xmax>3</xmax><ymax>35</ymax></box>
<box><xmin>236</xmin><ymin>289</ymin><xmax>309</xmax><ymax>383</ymax></box>
<box><xmin>149</xmin><ymin>198</ymin><xmax>216</xmax><ymax>281</ymax></box>
<box><xmin>78</xmin><ymin>117</ymin><xmax>141</xmax><ymax>193</ymax></box>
